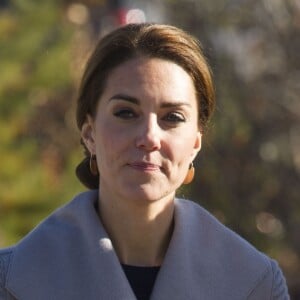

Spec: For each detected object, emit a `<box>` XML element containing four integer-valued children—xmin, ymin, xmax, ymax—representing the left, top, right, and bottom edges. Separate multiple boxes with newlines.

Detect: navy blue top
<box><xmin>122</xmin><ymin>264</ymin><xmax>160</xmax><ymax>300</ymax></box>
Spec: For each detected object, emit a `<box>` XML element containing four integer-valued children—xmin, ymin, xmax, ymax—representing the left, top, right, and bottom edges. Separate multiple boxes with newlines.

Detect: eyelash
<box><xmin>113</xmin><ymin>109</ymin><xmax>137</xmax><ymax>119</ymax></box>
<box><xmin>113</xmin><ymin>109</ymin><xmax>186</xmax><ymax>124</ymax></box>
<box><xmin>163</xmin><ymin>112</ymin><xmax>186</xmax><ymax>123</ymax></box>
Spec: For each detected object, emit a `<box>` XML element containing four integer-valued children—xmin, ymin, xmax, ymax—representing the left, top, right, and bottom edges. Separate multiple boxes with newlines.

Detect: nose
<box><xmin>135</xmin><ymin>115</ymin><xmax>161</xmax><ymax>151</ymax></box>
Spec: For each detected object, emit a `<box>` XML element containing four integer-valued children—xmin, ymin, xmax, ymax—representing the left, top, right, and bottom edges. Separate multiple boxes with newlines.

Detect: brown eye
<box><xmin>163</xmin><ymin>112</ymin><xmax>185</xmax><ymax>123</ymax></box>
<box><xmin>114</xmin><ymin>109</ymin><xmax>137</xmax><ymax>119</ymax></box>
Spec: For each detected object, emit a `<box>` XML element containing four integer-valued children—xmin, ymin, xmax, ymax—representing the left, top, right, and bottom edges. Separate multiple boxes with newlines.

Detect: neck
<box><xmin>97</xmin><ymin>188</ymin><xmax>175</xmax><ymax>267</ymax></box>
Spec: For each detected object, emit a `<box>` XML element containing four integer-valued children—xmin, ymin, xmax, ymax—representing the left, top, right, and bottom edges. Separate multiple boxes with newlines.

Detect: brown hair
<box><xmin>76</xmin><ymin>23</ymin><xmax>215</xmax><ymax>189</ymax></box>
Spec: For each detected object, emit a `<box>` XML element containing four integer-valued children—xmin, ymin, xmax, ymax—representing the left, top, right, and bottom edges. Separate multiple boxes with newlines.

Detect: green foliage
<box><xmin>0</xmin><ymin>0</ymin><xmax>83</xmax><ymax>247</ymax></box>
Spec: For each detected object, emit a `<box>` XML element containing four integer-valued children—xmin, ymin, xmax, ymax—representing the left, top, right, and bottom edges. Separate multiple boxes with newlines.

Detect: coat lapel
<box><xmin>6</xmin><ymin>192</ymin><xmax>271</xmax><ymax>300</ymax></box>
<box><xmin>6</xmin><ymin>191</ymin><xmax>136</xmax><ymax>300</ymax></box>
<box><xmin>151</xmin><ymin>199</ymin><xmax>270</xmax><ymax>299</ymax></box>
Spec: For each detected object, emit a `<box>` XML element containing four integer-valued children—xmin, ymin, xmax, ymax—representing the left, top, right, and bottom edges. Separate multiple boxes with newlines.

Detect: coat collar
<box><xmin>6</xmin><ymin>191</ymin><xmax>270</xmax><ymax>299</ymax></box>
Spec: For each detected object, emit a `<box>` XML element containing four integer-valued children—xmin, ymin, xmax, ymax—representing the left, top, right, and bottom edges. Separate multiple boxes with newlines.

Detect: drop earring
<box><xmin>183</xmin><ymin>162</ymin><xmax>195</xmax><ymax>184</ymax></box>
<box><xmin>89</xmin><ymin>154</ymin><xmax>99</xmax><ymax>176</ymax></box>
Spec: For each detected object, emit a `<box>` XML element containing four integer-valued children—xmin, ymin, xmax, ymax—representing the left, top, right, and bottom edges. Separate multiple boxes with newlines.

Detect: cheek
<box><xmin>164</xmin><ymin>132</ymin><xmax>198</xmax><ymax>161</ymax></box>
<box><xmin>94</xmin><ymin>122</ymin><xmax>130</xmax><ymax>159</ymax></box>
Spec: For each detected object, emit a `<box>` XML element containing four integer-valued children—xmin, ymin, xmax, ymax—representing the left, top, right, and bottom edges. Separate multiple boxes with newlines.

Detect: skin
<box><xmin>82</xmin><ymin>57</ymin><xmax>201</xmax><ymax>266</ymax></box>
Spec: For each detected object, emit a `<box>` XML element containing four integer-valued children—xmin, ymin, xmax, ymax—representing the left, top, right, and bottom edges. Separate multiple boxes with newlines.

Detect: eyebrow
<box><xmin>109</xmin><ymin>94</ymin><xmax>139</xmax><ymax>104</ymax></box>
<box><xmin>109</xmin><ymin>93</ymin><xmax>192</xmax><ymax>108</ymax></box>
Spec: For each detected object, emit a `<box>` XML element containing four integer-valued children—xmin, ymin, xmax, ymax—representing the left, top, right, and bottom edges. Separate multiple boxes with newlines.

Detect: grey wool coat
<box><xmin>0</xmin><ymin>190</ymin><xmax>289</xmax><ymax>300</ymax></box>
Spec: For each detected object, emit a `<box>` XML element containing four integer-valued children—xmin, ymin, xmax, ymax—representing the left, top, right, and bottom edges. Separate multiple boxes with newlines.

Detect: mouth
<box><xmin>128</xmin><ymin>162</ymin><xmax>162</xmax><ymax>172</ymax></box>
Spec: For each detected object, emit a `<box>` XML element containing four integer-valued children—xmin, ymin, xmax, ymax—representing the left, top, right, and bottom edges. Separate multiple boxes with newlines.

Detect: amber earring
<box><xmin>89</xmin><ymin>154</ymin><xmax>99</xmax><ymax>176</ymax></box>
<box><xmin>183</xmin><ymin>162</ymin><xmax>195</xmax><ymax>184</ymax></box>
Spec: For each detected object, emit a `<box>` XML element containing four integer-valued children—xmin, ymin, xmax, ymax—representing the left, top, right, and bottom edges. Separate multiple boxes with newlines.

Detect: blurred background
<box><xmin>0</xmin><ymin>0</ymin><xmax>299</xmax><ymax>297</ymax></box>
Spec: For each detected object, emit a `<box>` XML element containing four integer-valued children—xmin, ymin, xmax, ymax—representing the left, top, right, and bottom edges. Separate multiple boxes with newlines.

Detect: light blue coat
<box><xmin>0</xmin><ymin>190</ymin><xmax>289</xmax><ymax>299</ymax></box>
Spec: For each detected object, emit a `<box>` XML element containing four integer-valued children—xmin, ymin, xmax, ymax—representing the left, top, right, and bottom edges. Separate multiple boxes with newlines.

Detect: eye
<box><xmin>163</xmin><ymin>112</ymin><xmax>186</xmax><ymax>123</ymax></box>
<box><xmin>113</xmin><ymin>108</ymin><xmax>137</xmax><ymax>119</ymax></box>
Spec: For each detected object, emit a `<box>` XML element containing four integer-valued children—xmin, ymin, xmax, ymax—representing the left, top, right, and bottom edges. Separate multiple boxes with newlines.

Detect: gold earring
<box><xmin>89</xmin><ymin>154</ymin><xmax>99</xmax><ymax>176</ymax></box>
<box><xmin>183</xmin><ymin>162</ymin><xmax>194</xmax><ymax>184</ymax></box>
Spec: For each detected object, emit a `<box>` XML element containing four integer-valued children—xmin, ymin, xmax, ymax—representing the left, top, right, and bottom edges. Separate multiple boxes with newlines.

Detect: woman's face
<box><xmin>82</xmin><ymin>57</ymin><xmax>201</xmax><ymax>204</ymax></box>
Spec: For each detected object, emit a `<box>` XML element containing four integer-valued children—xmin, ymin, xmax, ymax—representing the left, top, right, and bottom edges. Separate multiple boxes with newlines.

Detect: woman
<box><xmin>0</xmin><ymin>23</ymin><xmax>289</xmax><ymax>299</ymax></box>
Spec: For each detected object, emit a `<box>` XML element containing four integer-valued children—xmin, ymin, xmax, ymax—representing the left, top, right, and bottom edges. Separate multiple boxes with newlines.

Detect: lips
<box><xmin>128</xmin><ymin>162</ymin><xmax>161</xmax><ymax>171</ymax></box>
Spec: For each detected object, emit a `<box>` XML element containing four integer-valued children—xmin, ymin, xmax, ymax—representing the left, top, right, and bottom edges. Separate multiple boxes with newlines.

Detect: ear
<box><xmin>81</xmin><ymin>115</ymin><xmax>96</xmax><ymax>155</ymax></box>
<box><xmin>190</xmin><ymin>131</ymin><xmax>202</xmax><ymax>161</ymax></box>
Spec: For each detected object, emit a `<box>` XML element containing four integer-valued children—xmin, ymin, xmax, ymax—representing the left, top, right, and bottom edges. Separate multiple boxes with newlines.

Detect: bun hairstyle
<box><xmin>75</xmin><ymin>23</ymin><xmax>215</xmax><ymax>189</ymax></box>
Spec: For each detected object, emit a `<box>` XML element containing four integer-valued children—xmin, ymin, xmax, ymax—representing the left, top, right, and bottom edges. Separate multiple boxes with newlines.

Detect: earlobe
<box><xmin>81</xmin><ymin>115</ymin><xmax>96</xmax><ymax>154</ymax></box>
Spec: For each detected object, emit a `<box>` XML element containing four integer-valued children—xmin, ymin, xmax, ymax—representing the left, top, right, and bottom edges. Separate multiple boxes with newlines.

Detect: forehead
<box><xmin>102</xmin><ymin>57</ymin><xmax>197</xmax><ymax>101</ymax></box>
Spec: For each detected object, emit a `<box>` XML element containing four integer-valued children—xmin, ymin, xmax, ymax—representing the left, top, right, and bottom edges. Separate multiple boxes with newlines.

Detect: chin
<box><xmin>123</xmin><ymin>183</ymin><xmax>175</xmax><ymax>205</ymax></box>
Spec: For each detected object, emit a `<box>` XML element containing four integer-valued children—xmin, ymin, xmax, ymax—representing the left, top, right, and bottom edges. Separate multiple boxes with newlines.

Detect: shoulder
<box><xmin>1</xmin><ymin>191</ymin><xmax>96</xmax><ymax>263</ymax></box>
<box><xmin>10</xmin><ymin>190</ymin><xmax>99</xmax><ymax>251</ymax></box>
<box><xmin>268</xmin><ymin>259</ymin><xmax>290</xmax><ymax>299</ymax></box>
<box><xmin>0</xmin><ymin>190</ymin><xmax>100</xmax><ymax>299</ymax></box>
<box><xmin>174</xmin><ymin>199</ymin><xmax>290</xmax><ymax>298</ymax></box>
<box><xmin>0</xmin><ymin>248</ymin><xmax>17</xmax><ymax>299</ymax></box>
<box><xmin>0</xmin><ymin>247</ymin><xmax>13</xmax><ymax>286</ymax></box>
<box><xmin>246</xmin><ymin>258</ymin><xmax>289</xmax><ymax>299</ymax></box>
